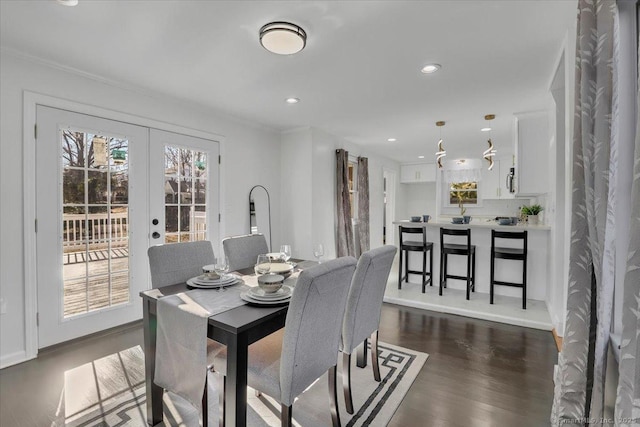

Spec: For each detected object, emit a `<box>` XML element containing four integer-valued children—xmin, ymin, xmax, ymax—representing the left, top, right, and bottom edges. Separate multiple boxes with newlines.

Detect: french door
<box><xmin>36</xmin><ymin>106</ymin><xmax>219</xmax><ymax>348</ymax></box>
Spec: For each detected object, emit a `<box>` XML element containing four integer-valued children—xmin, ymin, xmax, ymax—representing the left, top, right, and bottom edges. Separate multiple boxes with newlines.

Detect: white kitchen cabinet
<box><xmin>481</xmin><ymin>158</ymin><xmax>516</xmax><ymax>200</ymax></box>
<box><xmin>400</xmin><ymin>163</ymin><xmax>436</xmax><ymax>183</ymax></box>
<box><xmin>514</xmin><ymin>112</ymin><xmax>549</xmax><ymax>195</ymax></box>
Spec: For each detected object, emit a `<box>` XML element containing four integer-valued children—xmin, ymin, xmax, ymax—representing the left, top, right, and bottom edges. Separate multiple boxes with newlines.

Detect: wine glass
<box><xmin>313</xmin><ymin>244</ymin><xmax>324</xmax><ymax>264</ymax></box>
<box><xmin>213</xmin><ymin>256</ymin><xmax>229</xmax><ymax>292</ymax></box>
<box><xmin>280</xmin><ymin>244</ymin><xmax>292</xmax><ymax>263</ymax></box>
<box><xmin>255</xmin><ymin>254</ymin><xmax>271</xmax><ymax>276</ymax></box>
<box><xmin>214</xmin><ymin>256</ymin><xmax>229</xmax><ymax>278</ymax></box>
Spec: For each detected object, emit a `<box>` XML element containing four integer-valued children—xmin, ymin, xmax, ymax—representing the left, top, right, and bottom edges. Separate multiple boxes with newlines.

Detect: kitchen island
<box><xmin>386</xmin><ymin>220</ymin><xmax>552</xmax><ymax>329</ymax></box>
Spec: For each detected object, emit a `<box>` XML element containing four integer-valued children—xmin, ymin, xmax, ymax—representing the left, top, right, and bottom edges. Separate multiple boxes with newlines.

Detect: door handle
<box><xmin>152</xmin><ymin>231</ymin><xmax>161</xmax><ymax>239</ymax></box>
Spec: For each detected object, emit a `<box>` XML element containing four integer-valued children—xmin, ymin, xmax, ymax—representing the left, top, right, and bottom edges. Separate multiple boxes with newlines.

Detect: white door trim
<box><xmin>383</xmin><ymin>168</ymin><xmax>397</xmax><ymax>246</ymax></box>
<box><xmin>22</xmin><ymin>91</ymin><xmax>225</xmax><ymax>363</ymax></box>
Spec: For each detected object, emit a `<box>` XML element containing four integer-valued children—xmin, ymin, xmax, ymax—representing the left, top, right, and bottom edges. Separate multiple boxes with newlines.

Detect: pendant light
<box><xmin>435</xmin><ymin>121</ymin><xmax>447</xmax><ymax>168</ymax></box>
<box><xmin>483</xmin><ymin>114</ymin><xmax>497</xmax><ymax>170</ymax></box>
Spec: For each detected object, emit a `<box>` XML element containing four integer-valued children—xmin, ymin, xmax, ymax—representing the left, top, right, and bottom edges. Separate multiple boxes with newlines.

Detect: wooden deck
<box><xmin>63</xmin><ymin>248</ymin><xmax>130</xmax><ymax>317</ymax></box>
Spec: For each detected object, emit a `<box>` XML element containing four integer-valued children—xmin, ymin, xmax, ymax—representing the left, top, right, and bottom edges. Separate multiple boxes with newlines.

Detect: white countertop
<box><xmin>393</xmin><ymin>220</ymin><xmax>551</xmax><ymax>231</ymax></box>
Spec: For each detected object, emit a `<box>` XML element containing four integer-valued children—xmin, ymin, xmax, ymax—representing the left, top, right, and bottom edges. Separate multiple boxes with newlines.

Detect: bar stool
<box><xmin>439</xmin><ymin>228</ymin><xmax>476</xmax><ymax>300</ymax></box>
<box><xmin>490</xmin><ymin>230</ymin><xmax>528</xmax><ymax>309</ymax></box>
<box><xmin>398</xmin><ymin>225</ymin><xmax>433</xmax><ymax>293</ymax></box>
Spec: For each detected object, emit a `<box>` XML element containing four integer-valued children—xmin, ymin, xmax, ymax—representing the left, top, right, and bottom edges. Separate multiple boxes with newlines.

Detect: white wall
<box><xmin>0</xmin><ymin>52</ymin><xmax>282</xmax><ymax>366</ymax></box>
<box><xmin>403</xmin><ymin>183</ymin><xmax>437</xmax><ymax>219</ymax></box>
<box><xmin>280</xmin><ymin>128</ymin><xmax>401</xmax><ymax>261</ymax></box>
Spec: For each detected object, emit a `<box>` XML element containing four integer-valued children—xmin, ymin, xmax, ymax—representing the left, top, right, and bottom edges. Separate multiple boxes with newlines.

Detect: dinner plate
<box><xmin>240</xmin><ymin>292</ymin><xmax>290</xmax><ymax>306</ymax></box>
<box><xmin>248</xmin><ymin>285</ymin><xmax>293</xmax><ymax>301</ymax></box>
<box><xmin>187</xmin><ymin>274</ymin><xmax>242</xmax><ymax>289</ymax></box>
<box><xmin>194</xmin><ymin>274</ymin><xmax>237</xmax><ymax>284</ymax></box>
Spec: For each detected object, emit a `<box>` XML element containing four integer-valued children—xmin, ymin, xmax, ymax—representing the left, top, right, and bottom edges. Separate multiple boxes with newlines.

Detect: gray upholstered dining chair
<box><xmin>213</xmin><ymin>257</ymin><xmax>357</xmax><ymax>427</ymax></box>
<box><xmin>147</xmin><ymin>240</ymin><xmax>224</xmax><ymax>423</ymax></box>
<box><xmin>341</xmin><ymin>245</ymin><xmax>397</xmax><ymax>414</ymax></box>
<box><xmin>148</xmin><ymin>240</ymin><xmax>215</xmax><ymax>288</ymax></box>
<box><xmin>222</xmin><ymin>233</ymin><xmax>270</xmax><ymax>271</ymax></box>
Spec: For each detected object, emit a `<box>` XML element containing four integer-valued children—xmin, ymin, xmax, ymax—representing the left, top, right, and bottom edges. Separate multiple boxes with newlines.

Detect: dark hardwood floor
<box><xmin>0</xmin><ymin>304</ymin><xmax>557</xmax><ymax>426</ymax></box>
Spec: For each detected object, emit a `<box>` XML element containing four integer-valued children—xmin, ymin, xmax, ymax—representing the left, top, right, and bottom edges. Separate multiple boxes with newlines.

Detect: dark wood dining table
<box><xmin>140</xmin><ymin>262</ymin><xmax>308</xmax><ymax>427</ymax></box>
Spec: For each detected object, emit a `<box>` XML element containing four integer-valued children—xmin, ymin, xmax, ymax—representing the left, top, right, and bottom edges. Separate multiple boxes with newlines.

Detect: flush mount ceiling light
<box><xmin>387</xmin><ymin>138</ymin><xmax>397</xmax><ymax>142</ymax></box>
<box><xmin>481</xmin><ymin>127</ymin><xmax>491</xmax><ymax>132</ymax></box>
<box><xmin>482</xmin><ymin>114</ymin><xmax>497</xmax><ymax>170</ymax></box>
<box><xmin>285</xmin><ymin>97</ymin><xmax>300</xmax><ymax>104</ymax></box>
<box><xmin>435</xmin><ymin>121</ymin><xmax>447</xmax><ymax>168</ymax></box>
<box><xmin>421</xmin><ymin>64</ymin><xmax>441</xmax><ymax>74</ymax></box>
<box><xmin>260</xmin><ymin>22</ymin><xmax>307</xmax><ymax>55</ymax></box>
<box><xmin>56</xmin><ymin>0</ymin><xmax>78</xmax><ymax>5</ymax></box>
<box><xmin>418</xmin><ymin>155</ymin><xmax>425</xmax><ymax>159</ymax></box>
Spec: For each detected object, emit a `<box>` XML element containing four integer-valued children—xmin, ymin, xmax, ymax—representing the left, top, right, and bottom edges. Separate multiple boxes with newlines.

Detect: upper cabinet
<box><xmin>400</xmin><ymin>163</ymin><xmax>436</xmax><ymax>183</ymax></box>
<box><xmin>481</xmin><ymin>157</ymin><xmax>516</xmax><ymax>200</ymax></box>
<box><xmin>514</xmin><ymin>112</ymin><xmax>549</xmax><ymax>196</ymax></box>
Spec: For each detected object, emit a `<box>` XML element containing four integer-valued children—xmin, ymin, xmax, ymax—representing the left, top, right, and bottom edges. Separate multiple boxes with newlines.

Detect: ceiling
<box><xmin>0</xmin><ymin>0</ymin><xmax>577</xmax><ymax>163</ymax></box>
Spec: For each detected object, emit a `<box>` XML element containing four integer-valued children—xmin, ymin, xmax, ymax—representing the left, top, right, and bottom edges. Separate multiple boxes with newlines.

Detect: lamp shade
<box><xmin>259</xmin><ymin>22</ymin><xmax>306</xmax><ymax>55</ymax></box>
<box><xmin>443</xmin><ymin>158</ymin><xmax>483</xmax><ymax>183</ymax></box>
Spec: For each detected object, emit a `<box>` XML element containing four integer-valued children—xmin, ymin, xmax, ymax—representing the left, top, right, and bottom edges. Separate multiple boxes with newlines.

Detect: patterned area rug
<box><xmin>65</xmin><ymin>342</ymin><xmax>427</xmax><ymax>426</ymax></box>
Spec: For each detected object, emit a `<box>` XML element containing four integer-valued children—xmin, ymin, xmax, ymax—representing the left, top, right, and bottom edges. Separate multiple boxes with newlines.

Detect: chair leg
<box><xmin>342</xmin><ymin>352</ymin><xmax>354</xmax><ymax>414</ymax></box>
<box><xmin>356</xmin><ymin>338</ymin><xmax>368</xmax><ymax>368</ymax></box>
<box><xmin>398</xmin><ymin>249</ymin><xmax>403</xmax><ymax>289</ymax></box>
<box><xmin>371</xmin><ymin>330</ymin><xmax>381</xmax><ymax>382</ymax></box>
<box><xmin>255</xmin><ymin>389</ymin><xmax>262</xmax><ymax>397</ymax></box>
<box><xmin>217</xmin><ymin>372</ymin><xmax>226</xmax><ymax>427</ymax></box>
<box><xmin>203</xmin><ymin>374</ymin><xmax>208</xmax><ymax>427</ymax></box>
<box><xmin>329</xmin><ymin>365</ymin><xmax>341</xmax><ymax>427</ymax></box>
<box><xmin>281</xmin><ymin>404</ymin><xmax>293</xmax><ymax>427</ymax></box>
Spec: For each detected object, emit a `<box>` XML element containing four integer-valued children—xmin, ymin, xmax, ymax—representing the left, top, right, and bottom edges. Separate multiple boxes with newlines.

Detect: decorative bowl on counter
<box><xmin>498</xmin><ymin>218</ymin><xmax>513</xmax><ymax>225</ymax></box>
<box><xmin>410</xmin><ymin>216</ymin><xmax>421</xmax><ymax>222</ymax></box>
<box><xmin>452</xmin><ymin>217</ymin><xmax>464</xmax><ymax>224</ymax></box>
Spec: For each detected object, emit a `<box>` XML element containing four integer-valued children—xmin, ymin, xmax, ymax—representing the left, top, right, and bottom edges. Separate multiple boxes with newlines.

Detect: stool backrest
<box><xmin>399</xmin><ymin>226</ymin><xmax>427</xmax><ymax>246</ymax></box>
<box><xmin>440</xmin><ymin>227</ymin><xmax>472</xmax><ymax>250</ymax></box>
<box><xmin>491</xmin><ymin>230</ymin><xmax>528</xmax><ymax>248</ymax></box>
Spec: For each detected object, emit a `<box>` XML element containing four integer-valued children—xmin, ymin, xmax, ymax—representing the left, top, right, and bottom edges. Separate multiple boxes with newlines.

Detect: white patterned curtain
<box><xmin>551</xmin><ymin>0</ymin><xmax>617</xmax><ymax>425</ymax></box>
<box><xmin>336</xmin><ymin>149</ymin><xmax>355</xmax><ymax>257</ymax></box>
<box><xmin>357</xmin><ymin>156</ymin><xmax>370</xmax><ymax>254</ymax></box>
<box><xmin>615</xmin><ymin>15</ymin><xmax>640</xmax><ymax>423</ymax></box>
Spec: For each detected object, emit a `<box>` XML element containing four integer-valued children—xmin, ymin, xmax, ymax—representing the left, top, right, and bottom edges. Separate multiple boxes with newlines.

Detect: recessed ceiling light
<box><xmin>56</xmin><ymin>0</ymin><xmax>78</xmax><ymax>5</ymax></box>
<box><xmin>285</xmin><ymin>97</ymin><xmax>300</xmax><ymax>104</ymax></box>
<box><xmin>387</xmin><ymin>138</ymin><xmax>397</xmax><ymax>142</ymax></box>
<box><xmin>418</xmin><ymin>155</ymin><xmax>425</xmax><ymax>159</ymax></box>
<box><xmin>260</xmin><ymin>22</ymin><xmax>307</xmax><ymax>55</ymax></box>
<box><xmin>421</xmin><ymin>64</ymin><xmax>441</xmax><ymax>74</ymax></box>
<box><xmin>481</xmin><ymin>127</ymin><xmax>492</xmax><ymax>132</ymax></box>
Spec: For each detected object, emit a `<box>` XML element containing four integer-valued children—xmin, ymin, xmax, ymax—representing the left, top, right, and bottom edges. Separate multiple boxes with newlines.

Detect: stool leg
<box><xmin>490</xmin><ymin>250</ymin><xmax>495</xmax><ymax>305</ymax></box>
<box><xmin>439</xmin><ymin>249</ymin><xmax>444</xmax><ymax>296</ymax></box>
<box><xmin>398</xmin><ymin>249</ymin><xmax>403</xmax><ymax>290</ymax></box>
<box><xmin>472</xmin><ymin>252</ymin><xmax>476</xmax><ymax>292</ymax></box>
<box><xmin>522</xmin><ymin>257</ymin><xmax>527</xmax><ymax>310</ymax></box>
<box><xmin>466</xmin><ymin>253</ymin><xmax>471</xmax><ymax>300</ymax></box>
<box><xmin>443</xmin><ymin>254</ymin><xmax>448</xmax><ymax>288</ymax></box>
<box><xmin>429</xmin><ymin>247</ymin><xmax>433</xmax><ymax>286</ymax></box>
<box><xmin>422</xmin><ymin>249</ymin><xmax>427</xmax><ymax>293</ymax></box>
<box><xmin>404</xmin><ymin>251</ymin><xmax>409</xmax><ymax>283</ymax></box>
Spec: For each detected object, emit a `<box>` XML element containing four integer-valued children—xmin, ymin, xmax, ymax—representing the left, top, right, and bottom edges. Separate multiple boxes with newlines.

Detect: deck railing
<box><xmin>63</xmin><ymin>212</ymin><xmax>128</xmax><ymax>252</ymax></box>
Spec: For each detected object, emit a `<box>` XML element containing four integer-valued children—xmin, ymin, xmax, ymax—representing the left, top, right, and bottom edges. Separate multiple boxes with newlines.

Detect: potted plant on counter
<box><xmin>521</xmin><ymin>204</ymin><xmax>543</xmax><ymax>225</ymax></box>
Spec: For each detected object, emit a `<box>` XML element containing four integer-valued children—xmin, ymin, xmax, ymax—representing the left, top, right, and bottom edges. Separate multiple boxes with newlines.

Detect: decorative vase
<box><xmin>527</xmin><ymin>214</ymin><xmax>539</xmax><ymax>225</ymax></box>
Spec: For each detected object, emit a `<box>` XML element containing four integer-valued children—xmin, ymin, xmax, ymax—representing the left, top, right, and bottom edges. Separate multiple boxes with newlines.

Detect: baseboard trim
<box><xmin>552</xmin><ymin>328</ymin><xmax>563</xmax><ymax>352</ymax></box>
<box><xmin>0</xmin><ymin>350</ymin><xmax>29</xmax><ymax>369</ymax></box>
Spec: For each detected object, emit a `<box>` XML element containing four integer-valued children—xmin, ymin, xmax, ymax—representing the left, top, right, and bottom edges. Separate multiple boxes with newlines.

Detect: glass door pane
<box><xmin>61</xmin><ymin>130</ymin><xmax>130</xmax><ymax>317</ymax></box>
